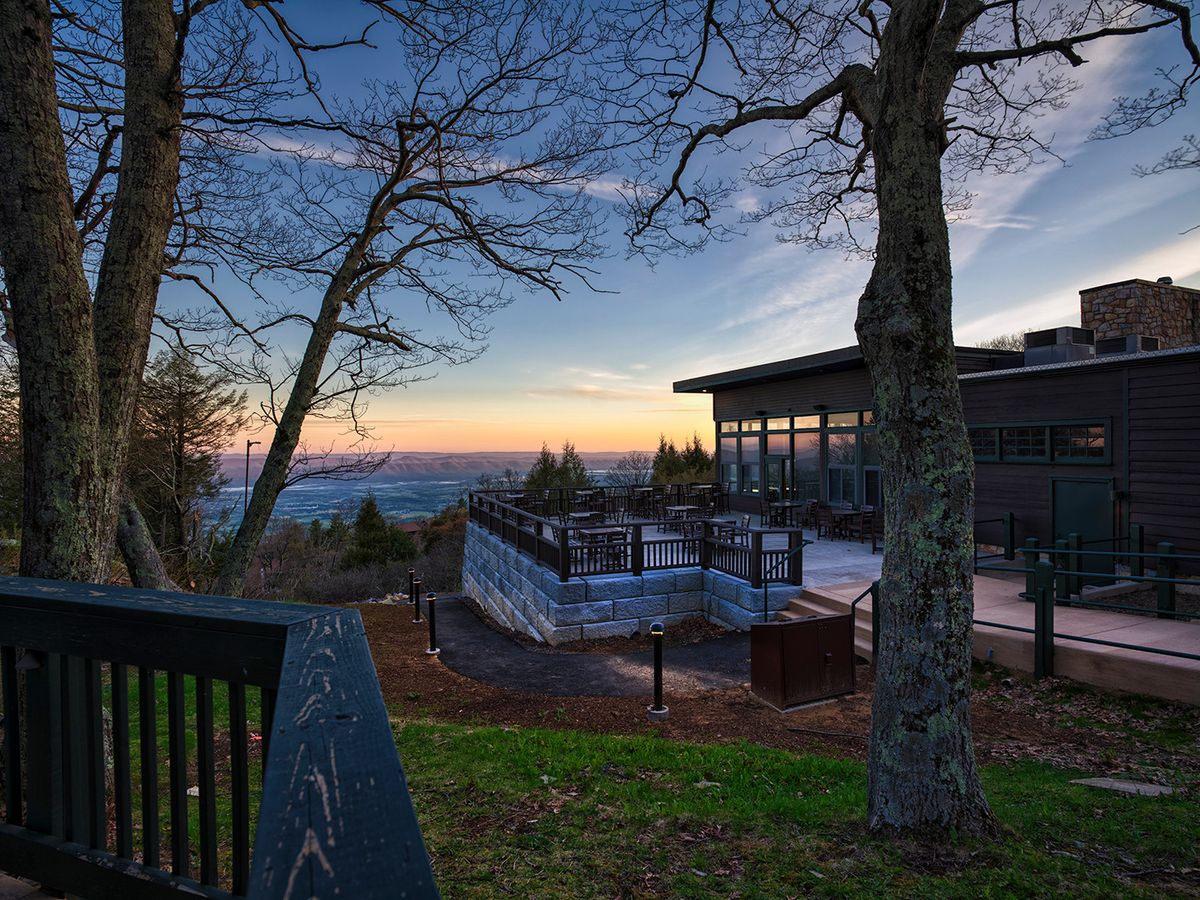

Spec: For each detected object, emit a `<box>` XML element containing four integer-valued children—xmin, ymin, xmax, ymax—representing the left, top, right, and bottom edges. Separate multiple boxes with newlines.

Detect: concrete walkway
<box><xmin>795</xmin><ymin>575</ymin><xmax>1200</xmax><ymax>704</ymax></box>
<box><xmin>437</xmin><ymin>597</ymin><xmax>750</xmax><ymax>696</ymax></box>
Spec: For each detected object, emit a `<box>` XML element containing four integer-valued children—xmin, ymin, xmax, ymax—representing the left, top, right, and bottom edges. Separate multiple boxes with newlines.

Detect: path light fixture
<box><xmin>647</xmin><ymin>622</ymin><xmax>669</xmax><ymax>722</ymax></box>
<box><xmin>426</xmin><ymin>594</ymin><xmax>440</xmax><ymax>656</ymax></box>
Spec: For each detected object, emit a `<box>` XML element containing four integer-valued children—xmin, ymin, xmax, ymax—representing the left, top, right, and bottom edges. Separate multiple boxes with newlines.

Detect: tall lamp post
<box><xmin>244</xmin><ymin>439</ymin><xmax>261</xmax><ymax>512</ymax></box>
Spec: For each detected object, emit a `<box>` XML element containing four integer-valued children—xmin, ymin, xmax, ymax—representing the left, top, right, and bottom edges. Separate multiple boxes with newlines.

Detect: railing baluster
<box><xmin>138</xmin><ymin>666</ymin><xmax>160</xmax><ymax>869</ymax></box>
<box><xmin>84</xmin><ymin>658</ymin><xmax>105</xmax><ymax>849</ymax></box>
<box><xmin>1</xmin><ymin>646</ymin><xmax>21</xmax><ymax>826</ymax></box>
<box><xmin>111</xmin><ymin>663</ymin><xmax>133</xmax><ymax>859</ymax></box>
<box><xmin>59</xmin><ymin>654</ymin><xmax>76</xmax><ymax>842</ymax></box>
<box><xmin>167</xmin><ymin>671</ymin><xmax>189</xmax><ymax>877</ymax></box>
<box><xmin>261</xmin><ymin>686</ymin><xmax>277</xmax><ymax>760</ymax></box>
<box><xmin>230</xmin><ymin>682</ymin><xmax>251</xmax><ymax>896</ymax></box>
<box><xmin>195</xmin><ymin>677</ymin><xmax>218</xmax><ymax>886</ymax></box>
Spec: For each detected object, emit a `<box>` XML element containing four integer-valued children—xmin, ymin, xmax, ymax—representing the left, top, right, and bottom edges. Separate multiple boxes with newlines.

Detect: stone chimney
<box><xmin>1080</xmin><ymin>278</ymin><xmax>1200</xmax><ymax>350</ymax></box>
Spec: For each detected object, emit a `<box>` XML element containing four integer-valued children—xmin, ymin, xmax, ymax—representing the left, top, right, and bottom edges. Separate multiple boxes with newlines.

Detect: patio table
<box><xmin>770</xmin><ymin>500</ymin><xmax>808</xmax><ymax>528</ymax></box>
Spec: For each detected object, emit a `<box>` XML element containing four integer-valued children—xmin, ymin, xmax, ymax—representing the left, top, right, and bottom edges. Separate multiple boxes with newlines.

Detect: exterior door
<box><xmin>1051</xmin><ymin>477</ymin><xmax>1115</xmax><ymax>579</ymax></box>
<box><xmin>765</xmin><ymin>456</ymin><xmax>789</xmax><ymax>502</ymax></box>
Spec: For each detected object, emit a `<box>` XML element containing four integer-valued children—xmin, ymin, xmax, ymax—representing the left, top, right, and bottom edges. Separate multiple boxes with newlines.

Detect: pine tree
<box><xmin>129</xmin><ymin>351</ymin><xmax>249</xmax><ymax>584</ymax></box>
<box><xmin>524</xmin><ymin>443</ymin><xmax>561</xmax><ymax>491</ymax></box>
<box><xmin>557</xmin><ymin>441</ymin><xmax>594</xmax><ymax>488</ymax></box>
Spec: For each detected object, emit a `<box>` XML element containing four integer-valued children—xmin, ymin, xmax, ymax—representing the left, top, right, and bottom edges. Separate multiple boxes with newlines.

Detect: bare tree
<box><xmin>209</xmin><ymin>2</ymin><xmax>607</xmax><ymax>594</ymax></box>
<box><xmin>977</xmin><ymin>331</ymin><xmax>1027</xmax><ymax>351</ymax></box>
<box><xmin>0</xmin><ymin>0</ymin><xmax>426</xmax><ymax>583</ymax></box>
<box><xmin>607</xmin><ymin>0</ymin><xmax>1197</xmax><ymax>835</ymax></box>
<box><xmin>606</xmin><ymin>450</ymin><xmax>654</xmax><ymax>487</ymax></box>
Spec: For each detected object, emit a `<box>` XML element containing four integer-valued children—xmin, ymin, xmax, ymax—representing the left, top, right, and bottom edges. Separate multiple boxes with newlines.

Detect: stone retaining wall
<box><xmin>461</xmin><ymin>521</ymin><xmax>802</xmax><ymax>644</ymax></box>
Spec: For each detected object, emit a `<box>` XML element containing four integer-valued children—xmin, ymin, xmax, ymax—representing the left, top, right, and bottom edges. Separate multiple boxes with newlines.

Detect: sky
<box><xmin>163</xmin><ymin>6</ymin><xmax>1200</xmax><ymax>455</ymax></box>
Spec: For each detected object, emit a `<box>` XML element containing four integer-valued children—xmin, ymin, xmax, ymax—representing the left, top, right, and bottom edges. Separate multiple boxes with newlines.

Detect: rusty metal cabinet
<box><xmin>750</xmin><ymin>614</ymin><xmax>856</xmax><ymax>710</ymax></box>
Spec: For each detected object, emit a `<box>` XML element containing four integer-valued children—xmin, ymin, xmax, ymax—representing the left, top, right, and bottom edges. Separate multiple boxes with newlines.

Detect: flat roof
<box><xmin>958</xmin><ymin>344</ymin><xmax>1200</xmax><ymax>382</ymax></box>
<box><xmin>674</xmin><ymin>345</ymin><xmax>1020</xmax><ymax>393</ymax></box>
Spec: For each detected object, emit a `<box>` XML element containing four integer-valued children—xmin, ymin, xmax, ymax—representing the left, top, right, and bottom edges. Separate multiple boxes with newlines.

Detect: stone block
<box><xmin>668</xmin><ymin>591</ymin><xmax>702</xmax><ymax>613</ymax></box>
<box><xmin>709</xmin><ymin>573</ymin><xmax>738</xmax><ymax>602</ymax></box>
<box><xmin>674</xmin><ymin>570</ymin><xmax>703</xmax><ymax>592</ymax></box>
<box><xmin>551</xmin><ymin>599</ymin><xmax>614</xmax><ymax>626</ymax></box>
<box><xmin>547</xmin><ymin>579</ymin><xmax>587</xmax><ymax>604</ymax></box>
<box><xmin>582</xmin><ymin>620</ymin><xmax>640</xmax><ymax>640</ymax></box>
<box><xmin>543</xmin><ymin>624</ymin><xmax>583</xmax><ymax>646</ymax></box>
<box><xmin>641</xmin><ymin>572</ymin><xmax>676</xmax><ymax>595</ymax></box>
<box><xmin>612</xmin><ymin>594</ymin><xmax>668</xmax><ymax>620</ymax></box>
<box><xmin>584</xmin><ymin>574</ymin><xmax>643</xmax><ymax>602</ymax></box>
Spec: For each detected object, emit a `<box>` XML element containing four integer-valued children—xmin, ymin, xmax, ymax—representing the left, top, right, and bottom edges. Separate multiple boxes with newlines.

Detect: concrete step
<box><xmin>777</xmin><ymin>586</ymin><xmax>876</xmax><ymax>662</ymax></box>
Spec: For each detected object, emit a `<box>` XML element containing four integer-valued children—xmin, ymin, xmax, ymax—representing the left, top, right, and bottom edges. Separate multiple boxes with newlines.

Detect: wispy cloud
<box><xmin>956</xmin><ymin>230</ymin><xmax>1200</xmax><ymax>341</ymax></box>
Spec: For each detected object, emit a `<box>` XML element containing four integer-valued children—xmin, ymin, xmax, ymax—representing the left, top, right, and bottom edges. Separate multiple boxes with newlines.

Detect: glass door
<box><xmin>765</xmin><ymin>456</ymin><xmax>790</xmax><ymax>502</ymax></box>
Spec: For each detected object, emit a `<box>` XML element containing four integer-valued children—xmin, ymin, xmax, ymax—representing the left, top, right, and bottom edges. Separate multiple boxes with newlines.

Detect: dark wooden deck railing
<box><xmin>0</xmin><ymin>577</ymin><xmax>438</xmax><ymax>899</ymax></box>
<box><xmin>469</xmin><ymin>490</ymin><xmax>802</xmax><ymax>587</ymax></box>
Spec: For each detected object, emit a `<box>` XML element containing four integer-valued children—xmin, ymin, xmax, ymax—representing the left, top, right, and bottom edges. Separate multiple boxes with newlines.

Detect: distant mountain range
<box><xmin>220</xmin><ymin>450</ymin><xmax>651</xmax><ymax>481</ymax></box>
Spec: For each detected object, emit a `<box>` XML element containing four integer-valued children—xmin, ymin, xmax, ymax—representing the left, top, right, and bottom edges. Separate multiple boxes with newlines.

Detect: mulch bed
<box><xmin>360</xmin><ymin>604</ymin><xmax>1200</xmax><ymax>780</ymax></box>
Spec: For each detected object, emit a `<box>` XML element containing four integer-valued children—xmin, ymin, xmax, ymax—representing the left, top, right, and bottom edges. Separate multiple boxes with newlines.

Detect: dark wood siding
<box><xmin>962</xmin><ymin>368</ymin><xmax>1126</xmax><ymax>546</ymax></box>
<box><xmin>1126</xmin><ymin>359</ymin><xmax>1200</xmax><ymax>555</ymax></box>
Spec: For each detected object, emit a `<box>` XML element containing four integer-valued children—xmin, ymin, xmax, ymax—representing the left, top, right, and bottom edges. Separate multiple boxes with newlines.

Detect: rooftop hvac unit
<box><xmin>1023</xmin><ymin>326</ymin><xmax>1095</xmax><ymax>366</ymax></box>
<box><xmin>1096</xmin><ymin>334</ymin><xmax>1160</xmax><ymax>356</ymax></box>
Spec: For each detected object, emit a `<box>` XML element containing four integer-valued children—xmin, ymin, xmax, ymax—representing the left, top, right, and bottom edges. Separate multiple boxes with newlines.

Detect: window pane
<box><xmin>862</xmin><ymin>432</ymin><xmax>880</xmax><ymax>467</ymax></box>
<box><xmin>827</xmin><ymin>432</ymin><xmax>857</xmax><ymax>466</ymax></box>
<box><xmin>793</xmin><ymin>432</ymin><xmax>820</xmax><ymax>500</ymax></box>
<box><xmin>969</xmin><ymin>428</ymin><xmax>997</xmax><ymax>459</ymax></box>
<box><xmin>766</xmin><ymin>417</ymin><xmax>791</xmax><ymax>431</ymax></box>
<box><xmin>861</xmin><ymin>410</ymin><xmax>875</xmax><ymax>425</ymax></box>
<box><xmin>719</xmin><ymin>437</ymin><xmax>738</xmax><ymax>463</ymax></box>
<box><xmin>741</xmin><ymin>419</ymin><xmax>762</xmax><ymax>432</ymax></box>
<box><xmin>1053</xmin><ymin>424</ymin><xmax>1106</xmax><ymax>459</ymax></box>
<box><xmin>828</xmin><ymin>467</ymin><xmax>856</xmax><ymax>506</ymax></box>
<box><xmin>826</xmin><ymin>411</ymin><xmax>858</xmax><ymax>427</ymax></box>
<box><xmin>720</xmin><ymin>462</ymin><xmax>737</xmax><ymax>491</ymax></box>
<box><xmin>793</xmin><ymin>415</ymin><xmax>821</xmax><ymax>429</ymax></box>
<box><xmin>766</xmin><ymin>433</ymin><xmax>790</xmax><ymax>455</ymax></box>
<box><xmin>740</xmin><ymin>463</ymin><xmax>761</xmax><ymax>493</ymax></box>
<box><xmin>719</xmin><ymin>421</ymin><xmax>739</xmax><ymax>433</ymax></box>
<box><xmin>1001</xmin><ymin>426</ymin><xmax>1048</xmax><ymax>460</ymax></box>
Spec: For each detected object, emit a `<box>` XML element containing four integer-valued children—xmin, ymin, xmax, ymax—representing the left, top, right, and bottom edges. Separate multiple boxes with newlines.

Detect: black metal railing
<box><xmin>468</xmin><ymin>491</ymin><xmax>802</xmax><ymax>587</ymax></box>
<box><xmin>0</xmin><ymin>577</ymin><xmax>437</xmax><ymax>899</ymax></box>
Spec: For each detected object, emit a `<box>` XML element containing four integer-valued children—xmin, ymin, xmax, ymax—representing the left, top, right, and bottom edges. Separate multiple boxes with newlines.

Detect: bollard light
<box><xmin>412</xmin><ymin>578</ymin><xmax>422</xmax><ymax>624</ymax></box>
<box><xmin>408</xmin><ymin>567</ymin><xmax>416</xmax><ymax>606</ymax></box>
<box><xmin>646</xmin><ymin>621</ymin><xmax>669</xmax><ymax>722</ymax></box>
<box><xmin>425</xmin><ymin>594</ymin><xmax>440</xmax><ymax>656</ymax></box>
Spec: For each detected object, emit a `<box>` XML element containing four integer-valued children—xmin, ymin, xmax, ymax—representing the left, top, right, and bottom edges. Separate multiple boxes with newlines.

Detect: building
<box><xmin>674</xmin><ymin>277</ymin><xmax>1200</xmax><ymax>560</ymax></box>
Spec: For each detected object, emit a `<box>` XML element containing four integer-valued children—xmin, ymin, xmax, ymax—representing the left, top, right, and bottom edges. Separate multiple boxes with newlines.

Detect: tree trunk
<box><xmin>0</xmin><ymin>0</ymin><xmax>106</xmax><ymax>580</ymax></box>
<box><xmin>211</xmin><ymin>268</ymin><xmax>357</xmax><ymax>596</ymax></box>
<box><xmin>117</xmin><ymin>490</ymin><xmax>179</xmax><ymax>591</ymax></box>
<box><xmin>853</xmin><ymin>11</ymin><xmax>997</xmax><ymax>835</ymax></box>
<box><xmin>0</xmin><ymin>0</ymin><xmax>183</xmax><ymax>583</ymax></box>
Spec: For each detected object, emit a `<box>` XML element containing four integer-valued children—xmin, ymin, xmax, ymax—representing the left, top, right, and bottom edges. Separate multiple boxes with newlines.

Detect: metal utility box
<box><xmin>750</xmin><ymin>614</ymin><xmax>856</xmax><ymax>711</ymax></box>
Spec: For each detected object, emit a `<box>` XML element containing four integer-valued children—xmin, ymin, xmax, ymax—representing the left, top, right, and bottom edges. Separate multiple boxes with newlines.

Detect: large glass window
<box><xmin>766</xmin><ymin>432</ymin><xmax>790</xmax><ymax>455</ymax></box>
<box><xmin>826</xmin><ymin>431</ymin><xmax>858</xmax><ymax>506</ymax></box>
<box><xmin>766</xmin><ymin>417</ymin><xmax>791</xmax><ymax>431</ymax></box>
<box><xmin>793</xmin><ymin>415</ymin><xmax>821</xmax><ymax>429</ymax></box>
<box><xmin>861</xmin><ymin>432</ymin><xmax>881</xmax><ymax>508</ymax></box>
<box><xmin>719</xmin><ymin>437</ymin><xmax>738</xmax><ymax>491</ymax></box>
<box><xmin>971</xmin><ymin>421</ymin><xmax>1108</xmax><ymax>464</ymax></box>
<box><xmin>739</xmin><ymin>435</ymin><xmax>761</xmax><ymax>494</ymax></box>
<box><xmin>793</xmin><ymin>432</ymin><xmax>821</xmax><ymax>500</ymax></box>
<box><xmin>719</xmin><ymin>420</ymin><xmax>739</xmax><ymax>433</ymax></box>
<box><xmin>827</xmin><ymin>411</ymin><xmax>858</xmax><ymax>427</ymax></box>
<box><xmin>741</xmin><ymin>419</ymin><xmax>762</xmax><ymax>432</ymax></box>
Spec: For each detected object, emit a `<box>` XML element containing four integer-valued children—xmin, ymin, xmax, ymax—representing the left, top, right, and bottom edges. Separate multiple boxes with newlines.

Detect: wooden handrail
<box><xmin>0</xmin><ymin>577</ymin><xmax>438</xmax><ymax>899</ymax></box>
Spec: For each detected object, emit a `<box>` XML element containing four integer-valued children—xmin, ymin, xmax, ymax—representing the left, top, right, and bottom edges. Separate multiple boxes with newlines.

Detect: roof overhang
<box><xmin>673</xmin><ymin>345</ymin><xmax>865</xmax><ymax>393</ymax></box>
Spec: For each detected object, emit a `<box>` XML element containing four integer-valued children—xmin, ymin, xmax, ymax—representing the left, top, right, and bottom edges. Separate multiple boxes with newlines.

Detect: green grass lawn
<box><xmin>395</xmin><ymin>722</ymin><xmax>1199</xmax><ymax>898</ymax></box>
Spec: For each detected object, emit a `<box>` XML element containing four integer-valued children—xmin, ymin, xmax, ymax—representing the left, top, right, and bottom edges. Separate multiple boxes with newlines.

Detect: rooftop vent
<box><xmin>1096</xmin><ymin>334</ymin><xmax>1160</xmax><ymax>356</ymax></box>
<box><xmin>1023</xmin><ymin>326</ymin><xmax>1095</xmax><ymax>367</ymax></box>
<box><xmin>1157</xmin><ymin>276</ymin><xmax>1174</xmax><ymax>285</ymax></box>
